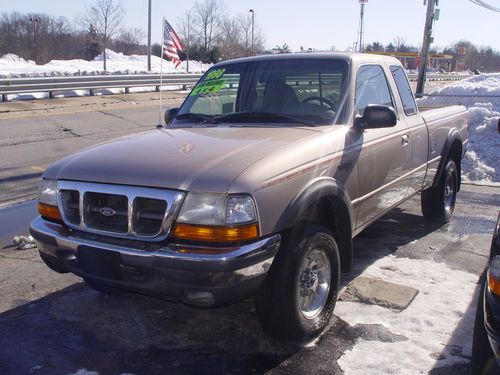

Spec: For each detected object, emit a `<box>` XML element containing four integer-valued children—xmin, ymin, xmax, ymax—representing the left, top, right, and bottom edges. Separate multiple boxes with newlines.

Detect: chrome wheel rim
<box><xmin>297</xmin><ymin>247</ymin><xmax>331</xmax><ymax>320</ymax></box>
<box><xmin>444</xmin><ymin>169</ymin><xmax>456</xmax><ymax>215</ymax></box>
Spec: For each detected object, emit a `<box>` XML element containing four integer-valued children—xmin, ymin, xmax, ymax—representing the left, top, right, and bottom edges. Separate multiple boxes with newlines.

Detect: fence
<box><xmin>0</xmin><ymin>74</ymin><xmax>203</xmax><ymax>102</ymax></box>
<box><xmin>417</xmin><ymin>93</ymin><xmax>500</xmax><ymax>109</ymax></box>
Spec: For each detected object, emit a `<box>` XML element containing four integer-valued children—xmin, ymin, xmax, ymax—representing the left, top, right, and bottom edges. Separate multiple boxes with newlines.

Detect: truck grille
<box><xmin>57</xmin><ymin>181</ymin><xmax>185</xmax><ymax>241</ymax></box>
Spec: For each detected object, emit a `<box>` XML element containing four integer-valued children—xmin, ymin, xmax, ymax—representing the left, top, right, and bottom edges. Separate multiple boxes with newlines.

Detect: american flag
<box><xmin>163</xmin><ymin>20</ymin><xmax>184</xmax><ymax>68</ymax></box>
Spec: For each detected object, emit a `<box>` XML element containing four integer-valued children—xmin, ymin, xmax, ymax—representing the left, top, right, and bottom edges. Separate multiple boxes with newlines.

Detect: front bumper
<box><xmin>30</xmin><ymin>216</ymin><xmax>280</xmax><ymax>307</ymax></box>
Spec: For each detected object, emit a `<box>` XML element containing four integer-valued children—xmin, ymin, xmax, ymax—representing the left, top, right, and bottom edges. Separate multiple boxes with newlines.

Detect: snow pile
<box><xmin>0</xmin><ymin>53</ymin><xmax>31</xmax><ymax>64</ymax></box>
<box><xmin>0</xmin><ymin>49</ymin><xmax>210</xmax><ymax>77</ymax></box>
<box><xmin>336</xmin><ymin>256</ymin><xmax>478</xmax><ymax>374</ymax></box>
<box><xmin>419</xmin><ymin>73</ymin><xmax>500</xmax><ymax>184</ymax></box>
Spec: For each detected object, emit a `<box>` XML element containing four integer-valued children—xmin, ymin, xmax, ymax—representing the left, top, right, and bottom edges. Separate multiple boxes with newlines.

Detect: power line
<box><xmin>468</xmin><ymin>0</ymin><xmax>500</xmax><ymax>12</ymax></box>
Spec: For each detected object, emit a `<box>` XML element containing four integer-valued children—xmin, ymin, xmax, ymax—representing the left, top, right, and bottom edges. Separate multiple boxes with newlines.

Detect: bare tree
<box><xmin>233</xmin><ymin>13</ymin><xmax>264</xmax><ymax>57</ymax></box>
<box><xmin>114</xmin><ymin>28</ymin><xmax>145</xmax><ymax>54</ymax></box>
<box><xmin>81</xmin><ymin>0</ymin><xmax>124</xmax><ymax>71</ymax></box>
<box><xmin>194</xmin><ymin>0</ymin><xmax>224</xmax><ymax>57</ymax></box>
<box><xmin>237</xmin><ymin>14</ymin><xmax>252</xmax><ymax>57</ymax></box>
<box><xmin>218</xmin><ymin>16</ymin><xmax>241</xmax><ymax>59</ymax></box>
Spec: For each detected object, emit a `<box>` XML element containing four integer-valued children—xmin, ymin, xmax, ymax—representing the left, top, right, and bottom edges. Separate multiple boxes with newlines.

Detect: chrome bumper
<box><xmin>30</xmin><ymin>216</ymin><xmax>280</xmax><ymax>306</ymax></box>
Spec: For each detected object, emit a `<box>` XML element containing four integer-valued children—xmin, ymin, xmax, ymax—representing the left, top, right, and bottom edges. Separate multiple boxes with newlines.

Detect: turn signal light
<box><xmin>38</xmin><ymin>203</ymin><xmax>62</xmax><ymax>222</ymax></box>
<box><xmin>172</xmin><ymin>223</ymin><xmax>259</xmax><ymax>243</ymax></box>
<box><xmin>489</xmin><ymin>271</ymin><xmax>500</xmax><ymax>296</ymax></box>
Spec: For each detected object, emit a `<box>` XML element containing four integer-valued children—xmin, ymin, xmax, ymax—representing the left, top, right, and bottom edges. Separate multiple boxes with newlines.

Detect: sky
<box><xmin>2</xmin><ymin>0</ymin><xmax>500</xmax><ymax>52</ymax></box>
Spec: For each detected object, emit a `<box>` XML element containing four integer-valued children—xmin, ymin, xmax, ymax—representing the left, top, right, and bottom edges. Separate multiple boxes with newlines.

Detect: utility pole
<box><xmin>147</xmin><ymin>0</ymin><xmax>152</xmax><ymax>72</ymax></box>
<box><xmin>29</xmin><ymin>17</ymin><xmax>40</xmax><ymax>64</ymax></box>
<box><xmin>416</xmin><ymin>0</ymin><xmax>438</xmax><ymax>97</ymax></box>
<box><xmin>356</xmin><ymin>0</ymin><xmax>367</xmax><ymax>52</ymax></box>
<box><xmin>249</xmin><ymin>9</ymin><xmax>255</xmax><ymax>55</ymax></box>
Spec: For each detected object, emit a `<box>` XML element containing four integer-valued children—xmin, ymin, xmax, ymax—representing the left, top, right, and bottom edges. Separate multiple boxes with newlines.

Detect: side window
<box><xmin>355</xmin><ymin>65</ymin><xmax>393</xmax><ymax>116</ymax></box>
<box><xmin>390</xmin><ymin>65</ymin><xmax>417</xmax><ymax>116</ymax></box>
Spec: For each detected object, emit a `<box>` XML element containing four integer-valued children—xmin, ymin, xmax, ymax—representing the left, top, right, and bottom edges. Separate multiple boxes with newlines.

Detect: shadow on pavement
<box><xmin>0</xmin><ymin>282</ymin><xmax>298</xmax><ymax>375</ymax></box>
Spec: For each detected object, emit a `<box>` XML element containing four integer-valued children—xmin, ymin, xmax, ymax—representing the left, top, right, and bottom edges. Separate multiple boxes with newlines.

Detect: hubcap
<box><xmin>444</xmin><ymin>169</ymin><xmax>456</xmax><ymax>215</ymax></box>
<box><xmin>297</xmin><ymin>247</ymin><xmax>331</xmax><ymax>320</ymax></box>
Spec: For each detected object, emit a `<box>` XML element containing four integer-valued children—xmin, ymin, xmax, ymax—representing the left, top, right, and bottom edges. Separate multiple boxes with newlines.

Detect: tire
<box><xmin>84</xmin><ymin>279</ymin><xmax>123</xmax><ymax>296</ymax></box>
<box><xmin>255</xmin><ymin>224</ymin><xmax>340</xmax><ymax>342</ymax></box>
<box><xmin>421</xmin><ymin>159</ymin><xmax>458</xmax><ymax>223</ymax></box>
<box><xmin>471</xmin><ymin>270</ymin><xmax>495</xmax><ymax>374</ymax></box>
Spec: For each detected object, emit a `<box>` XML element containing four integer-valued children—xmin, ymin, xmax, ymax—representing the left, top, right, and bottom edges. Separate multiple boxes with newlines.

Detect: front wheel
<box><xmin>421</xmin><ymin>159</ymin><xmax>458</xmax><ymax>223</ymax></box>
<box><xmin>255</xmin><ymin>224</ymin><xmax>340</xmax><ymax>342</ymax></box>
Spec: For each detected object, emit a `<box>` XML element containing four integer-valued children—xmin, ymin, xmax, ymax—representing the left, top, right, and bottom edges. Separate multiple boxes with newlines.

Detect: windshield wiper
<box><xmin>174</xmin><ymin>112</ymin><xmax>218</xmax><ymax>124</ymax></box>
<box><xmin>215</xmin><ymin>111</ymin><xmax>316</xmax><ymax>127</ymax></box>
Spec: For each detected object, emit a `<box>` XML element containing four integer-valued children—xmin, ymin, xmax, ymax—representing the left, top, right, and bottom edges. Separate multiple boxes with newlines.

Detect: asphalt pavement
<box><xmin>0</xmin><ymin>184</ymin><xmax>498</xmax><ymax>375</ymax></box>
<box><xmin>0</xmin><ymin>91</ymin><xmax>186</xmax><ymax>205</ymax></box>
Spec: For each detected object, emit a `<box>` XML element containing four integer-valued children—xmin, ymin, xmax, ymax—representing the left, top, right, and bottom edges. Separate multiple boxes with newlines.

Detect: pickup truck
<box><xmin>31</xmin><ymin>53</ymin><xmax>469</xmax><ymax>341</ymax></box>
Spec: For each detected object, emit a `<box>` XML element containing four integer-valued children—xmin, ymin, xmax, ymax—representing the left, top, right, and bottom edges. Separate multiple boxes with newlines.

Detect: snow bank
<box><xmin>0</xmin><ymin>49</ymin><xmax>210</xmax><ymax>77</ymax></box>
<box><xmin>419</xmin><ymin>73</ymin><xmax>500</xmax><ymax>184</ymax></box>
<box><xmin>336</xmin><ymin>255</ymin><xmax>478</xmax><ymax>374</ymax></box>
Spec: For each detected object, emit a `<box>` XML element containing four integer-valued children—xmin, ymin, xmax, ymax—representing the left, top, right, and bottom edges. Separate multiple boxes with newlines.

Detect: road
<box><xmin>0</xmin><ymin>183</ymin><xmax>498</xmax><ymax>375</ymax></box>
<box><xmin>0</xmin><ymin>92</ymin><xmax>186</xmax><ymax>205</ymax></box>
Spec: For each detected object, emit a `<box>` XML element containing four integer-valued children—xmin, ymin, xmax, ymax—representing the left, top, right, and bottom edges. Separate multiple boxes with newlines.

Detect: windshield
<box><xmin>174</xmin><ymin>58</ymin><xmax>349</xmax><ymax>126</ymax></box>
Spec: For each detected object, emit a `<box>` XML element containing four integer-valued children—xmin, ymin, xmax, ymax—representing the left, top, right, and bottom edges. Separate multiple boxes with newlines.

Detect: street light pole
<box><xmin>249</xmin><ymin>9</ymin><xmax>255</xmax><ymax>55</ymax></box>
<box><xmin>147</xmin><ymin>0</ymin><xmax>152</xmax><ymax>72</ymax></box>
<box><xmin>29</xmin><ymin>17</ymin><xmax>40</xmax><ymax>64</ymax></box>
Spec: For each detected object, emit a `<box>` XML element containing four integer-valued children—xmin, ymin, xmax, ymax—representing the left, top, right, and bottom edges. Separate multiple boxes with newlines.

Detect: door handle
<box><xmin>401</xmin><ymin>134</ymin><xmax>410</xmax><ymax>145</ymax></box>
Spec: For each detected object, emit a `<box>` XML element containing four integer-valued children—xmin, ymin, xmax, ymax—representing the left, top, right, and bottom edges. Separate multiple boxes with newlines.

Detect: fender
<box><xmin>274</xmin><ymin>177</ymin><xmax>354</xmax><ymax>273</ymax></box>
<box><xmin>432</xmin><ymin>128</ymin><xmax>463</xmax><ymax>190</ymax></box>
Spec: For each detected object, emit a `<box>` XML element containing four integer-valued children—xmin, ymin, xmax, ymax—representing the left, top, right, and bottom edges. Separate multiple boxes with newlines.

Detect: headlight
<box><xmin>37</xmin><ymin>179</ymin><xmax>62</xmax><ymax>222</ymax></box>
<box><xmin>177</xmin><ymin>193</ymin><xmax>257</xmax><ymax>226</ymax></box>
<box><xmin>38</xmin><ymin>179</ymin><xmax>58</xmax><ymax>206</ymax></box>
<box><xmin>173</xmin><ymin>193</ymin><xmax>259</xmax><ymax>244</ymax></box>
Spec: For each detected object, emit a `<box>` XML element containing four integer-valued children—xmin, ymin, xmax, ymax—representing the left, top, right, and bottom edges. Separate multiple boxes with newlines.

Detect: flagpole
<box><xmin>159</xmin><ymin>17</ymin><xmax>165</xmax><ymax>126</ymax></box>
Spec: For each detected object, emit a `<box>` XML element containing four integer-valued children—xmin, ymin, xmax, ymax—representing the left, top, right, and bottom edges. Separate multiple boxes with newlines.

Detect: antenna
<box><xmin>356</xmin><ymin>0</ymin><xmax>368</xmax><ymax>52</ymax></box>
<box><xmin>159</xmin><ymin>17</ymin><xmax>165</xmax><ymax>126</ymax></box>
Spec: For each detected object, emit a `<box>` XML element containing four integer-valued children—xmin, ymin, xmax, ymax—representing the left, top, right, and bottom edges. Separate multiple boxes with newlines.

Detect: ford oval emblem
<box><xmin>99</xmin><ymin>207</ymin><xmax>116</xmax><ymax>217</ymax></box>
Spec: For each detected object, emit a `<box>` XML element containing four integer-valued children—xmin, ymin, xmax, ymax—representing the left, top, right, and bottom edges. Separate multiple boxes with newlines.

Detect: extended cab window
<box><xmin>355</xmin><ymin>65</ymin><xmax>393</xmax><ymax>116</ymax></box>
<box><xmin>390</xmin><ymin>65</ymin><xmax>417</xmax><ymax>115</ymax></box>
<box><xmin>175</xmin><ymin>58</ymin><xmax>349</xmax><ymax>126</ymax></box>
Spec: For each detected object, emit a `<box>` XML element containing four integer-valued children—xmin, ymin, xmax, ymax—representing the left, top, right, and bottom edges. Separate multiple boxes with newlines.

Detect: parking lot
<box><xmin>0</xmin><ymin>93</ymin><xmax>498</xmax><ymax>374</ymax></box>
<box><xmin>1</xmin><ymin>183</ymin><xmax>497</xmax><ymax>374</ymax></box>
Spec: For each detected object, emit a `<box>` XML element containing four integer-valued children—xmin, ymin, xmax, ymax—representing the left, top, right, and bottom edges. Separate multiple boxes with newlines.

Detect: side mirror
<box><xmin>164</xmin><ymin>107</ymin><xmax>179</xmax><ymax>125</ymax></box>
<box><xmin>354</xmin><ymin>105</ymin><xmax>397</xmax><ymax>129</ymax></box>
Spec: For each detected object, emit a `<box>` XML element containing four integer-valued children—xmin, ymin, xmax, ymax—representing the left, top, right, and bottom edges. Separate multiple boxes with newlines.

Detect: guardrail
<box><xmin>0</xmin><ymin>74</ymin><xmax>203</xmax><ymax>102</ymax></box>
<box><xmin>406</xmin><ymin>73</ymin><xmax>469</xmax><ymax>82</ymax></box>
<box><xmin>0</xmin><ymin>73</ymin><xmax>467</xmax><ymax>102</ymax></box>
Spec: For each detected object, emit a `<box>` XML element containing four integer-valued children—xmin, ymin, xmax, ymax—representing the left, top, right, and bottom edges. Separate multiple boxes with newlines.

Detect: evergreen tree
<box><xmin>84</xmin><ymin>25</ymin><xmax>100</xmax><ymax>60</ymax></box>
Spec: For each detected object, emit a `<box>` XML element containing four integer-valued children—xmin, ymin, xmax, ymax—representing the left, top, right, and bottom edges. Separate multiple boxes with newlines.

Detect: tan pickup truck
<box><xmin>31</xmin><ymin>53</ymin><xmax>468</xmax><ymax>341</ymax></box>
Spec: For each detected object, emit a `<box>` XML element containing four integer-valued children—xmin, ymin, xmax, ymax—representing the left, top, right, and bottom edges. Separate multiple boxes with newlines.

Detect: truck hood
<box><xmin>44</xmin><ymin>126</ymin><xmax>317</xmax><ymax>192</ymax></box>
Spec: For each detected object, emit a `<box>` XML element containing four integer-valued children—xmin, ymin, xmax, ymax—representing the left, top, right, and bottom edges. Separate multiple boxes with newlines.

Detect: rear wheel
<box><xmin>421</xmin><ymin>159</ymin><xmax>458</xmax><ymax>223</ymax></box>
<box><xmin>255</xmin><ymin>224</ymin><xmax>340</xmax><ymax>342</ymax></box>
